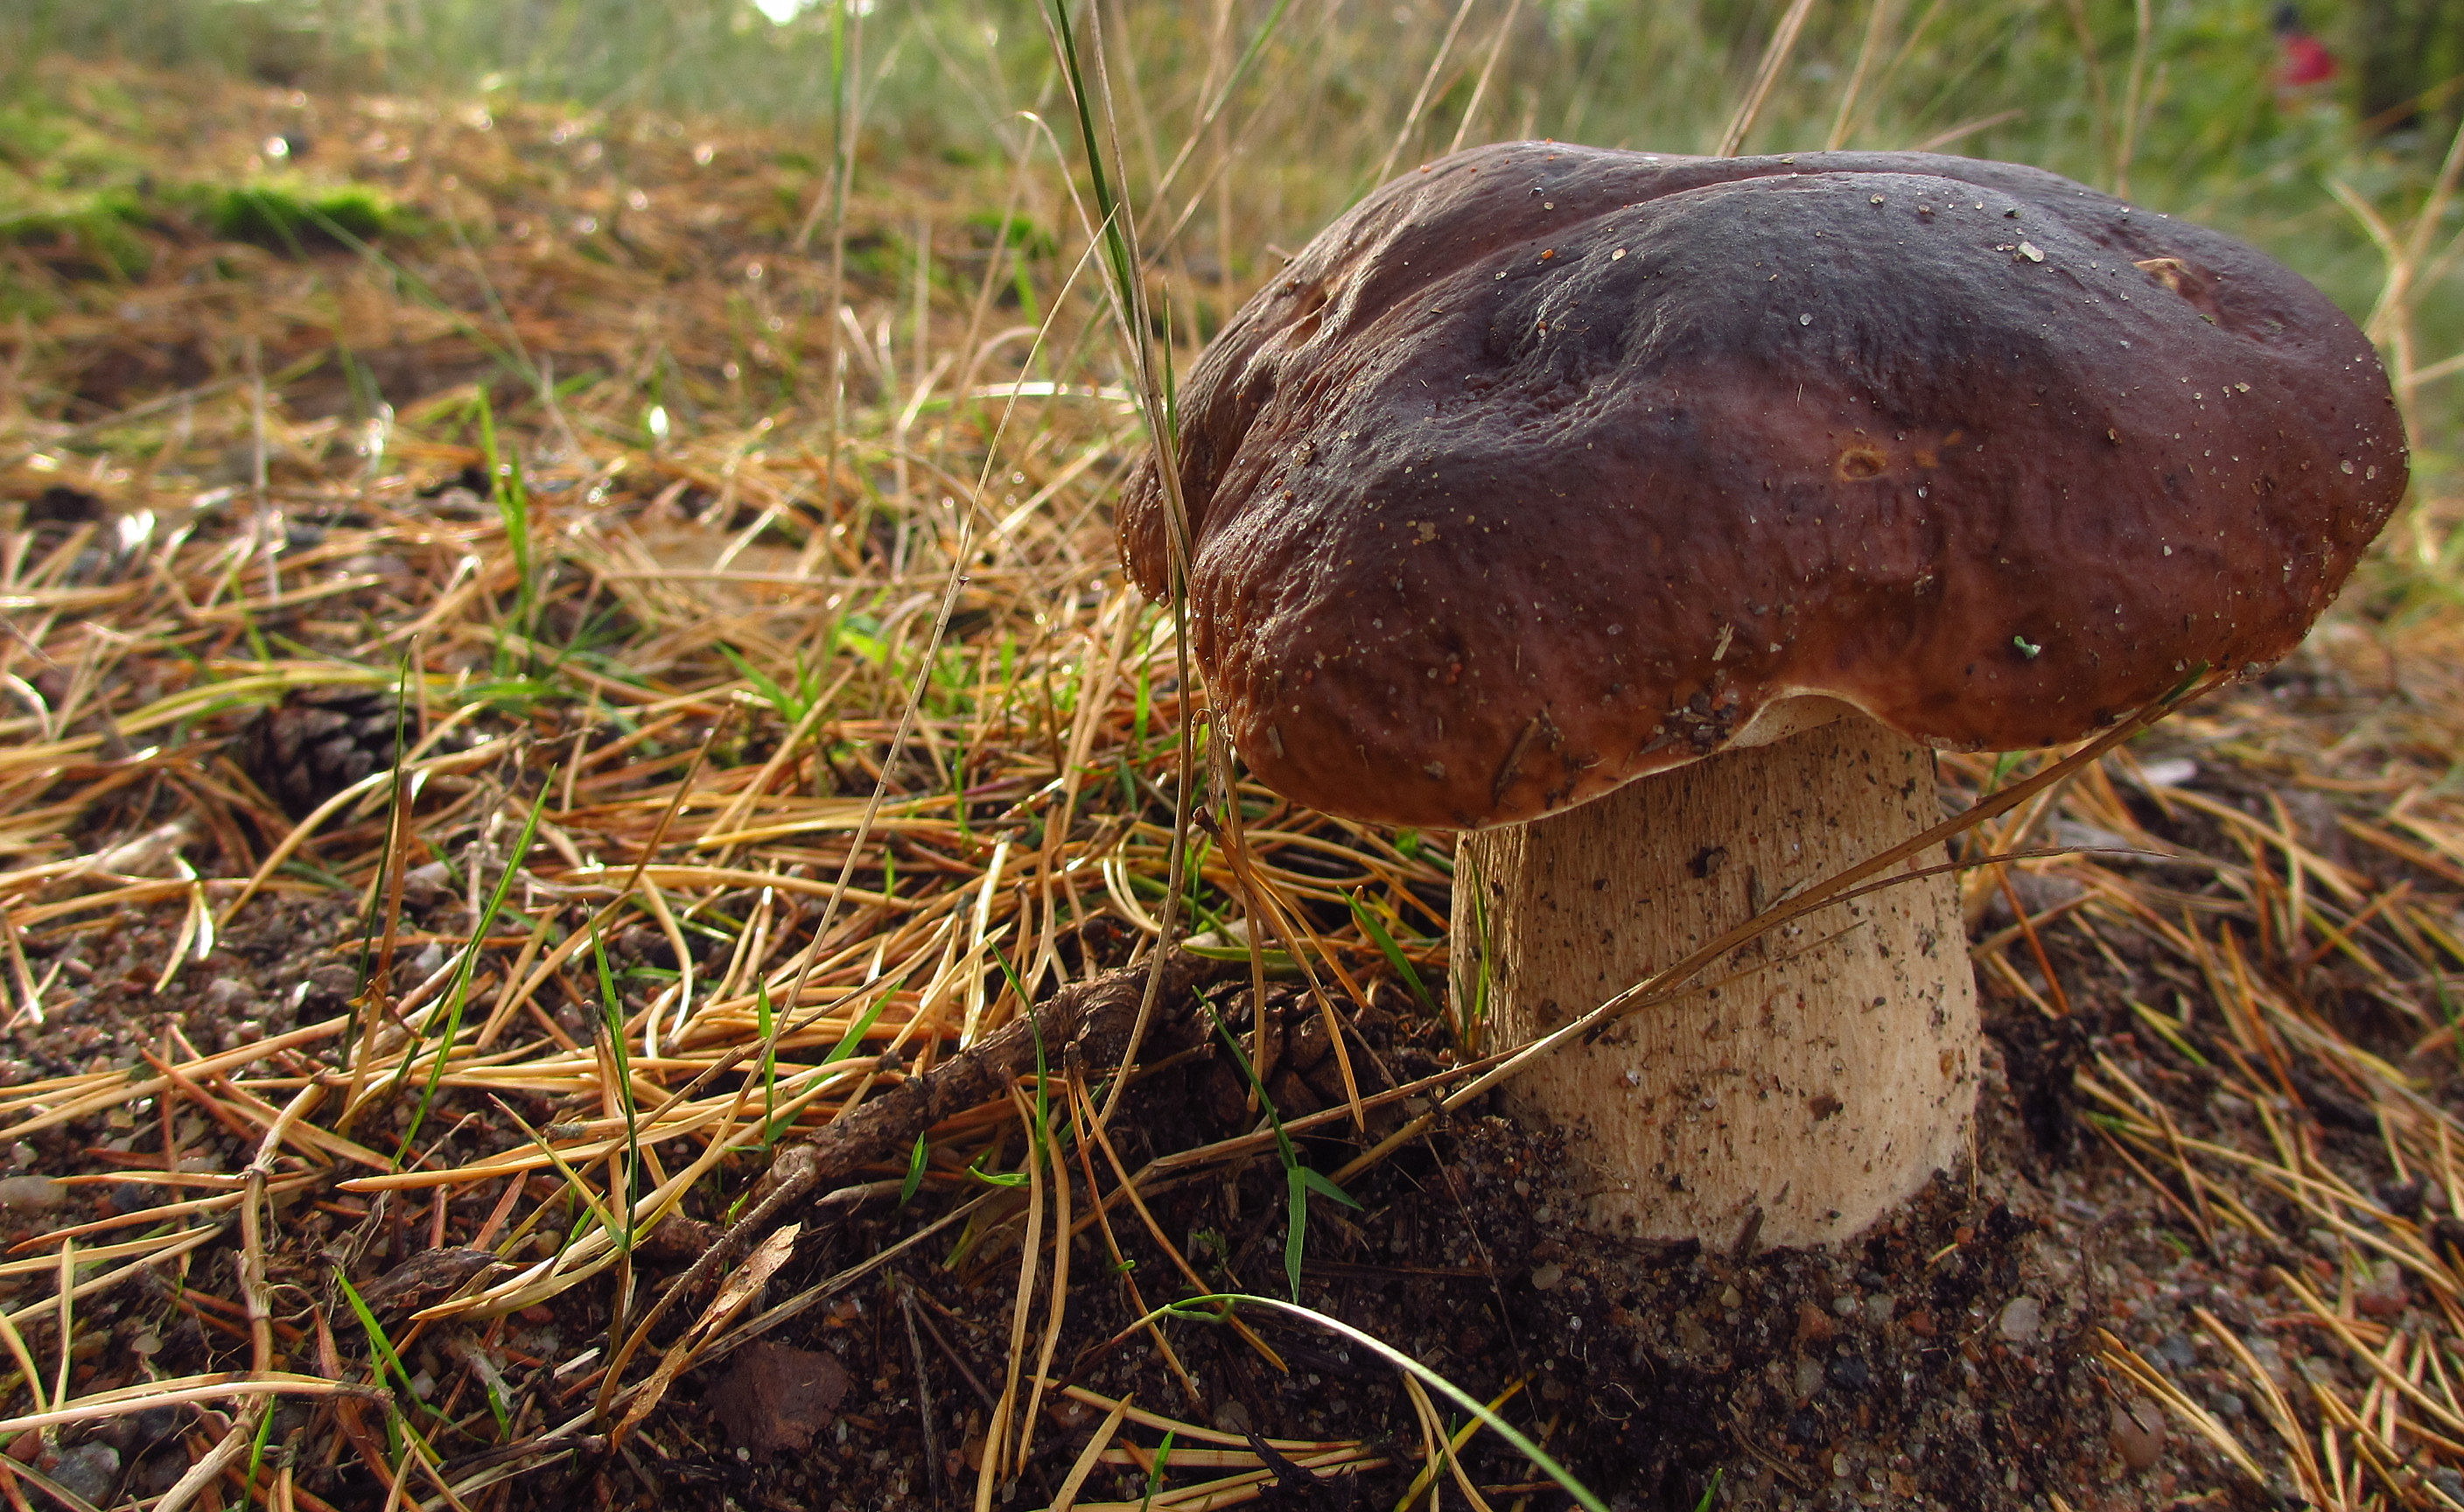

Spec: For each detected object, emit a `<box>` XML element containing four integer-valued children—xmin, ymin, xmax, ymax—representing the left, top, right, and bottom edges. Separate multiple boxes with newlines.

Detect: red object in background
<box><xmin>2280</xmin><ymin>32</ymin><xmax>2338</xmax><ymax>87</ymax></box>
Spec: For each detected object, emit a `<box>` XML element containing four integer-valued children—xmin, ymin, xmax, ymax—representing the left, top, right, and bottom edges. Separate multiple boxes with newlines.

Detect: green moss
<box><xmin>202</xmin><ymin>182</ymin><xmax>395</xmax><ymax>252</ymax></box>
<box><xmin>0</xmin><ymin>267</ymin><xmax>55</xmax><ymax>321</ymax></box>
<box><xmin>0</xmin><ymin>187</ymin><xmax>150</xmax><ymax>277</ymax></box>
<box><xmin>0</xmin><ymin>87</ymin><xmax>144</xmax><ymax>193</ymax></box>
<box><xmin>839</xmin><ymin>228</ymin><xmax>905</xmax><ymax>283</ymax></box>
<box><xmin>0</xmin><ymin>105</ymin><xmax>68</xmax><ymax>172</ymax></box>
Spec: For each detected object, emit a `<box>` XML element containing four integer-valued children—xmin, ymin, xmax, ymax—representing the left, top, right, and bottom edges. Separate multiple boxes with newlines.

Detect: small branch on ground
<box><xmin>604</xmin><ymin>948</ymin><xmax>1238</xmax><ymax>1418</ymax></box>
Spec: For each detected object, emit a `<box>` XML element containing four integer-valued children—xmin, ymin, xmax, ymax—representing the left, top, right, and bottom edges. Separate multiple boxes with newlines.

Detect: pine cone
<box><xmin>240</xmin><ymin>687</ymin><xmax>406</xmax><ymax>817</ymax></box>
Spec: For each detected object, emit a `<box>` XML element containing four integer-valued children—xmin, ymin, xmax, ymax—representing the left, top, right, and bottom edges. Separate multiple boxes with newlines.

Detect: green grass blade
<box><xmin>333</xmin><ymin>1269</ymin><xmax>420</xmax><ymax>1408</ymax></box>
<box><xmin>753</xmin><ymin>984</ymin><xmax>779</xmax><ymax>1142</ymax></box>
<box><xmin>391</xmin><ymin>781</ymin><xmax>552</xmax><ymax>1166</ymax></box>
<box><xmin>1156</xmin><ymin>1293</ymin><xmax>1606</xmax><ymax>1512</ymax></box>
<box><xmin>825</xmin><ymin>981</ymin><xmax>896</xmax><ymax>1065</ymax></box>
<box><xmin>1348</xmin><ymin>891</ymin><xmax>1435</xmax><ymax>1016</ymax></box>
<box><xmin>592</xmin><ymin>921</ymin><xmax>640</xmax><ymax>1250</ymax></box>
<box><xmin>1139</xmin><ymin>1427</ymin><xmax>1176</xmax><ymax>1509</ymax></box>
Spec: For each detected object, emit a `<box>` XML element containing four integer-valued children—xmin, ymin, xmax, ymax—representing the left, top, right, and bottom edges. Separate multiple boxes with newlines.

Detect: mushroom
<box><xmin>1118</xmin><ymin>144</ymin><xmax>2404</xmax><ymax>1247</ymax></box>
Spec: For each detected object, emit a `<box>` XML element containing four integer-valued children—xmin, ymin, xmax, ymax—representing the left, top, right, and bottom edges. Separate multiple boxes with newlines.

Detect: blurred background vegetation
<box><xmin>4</xmin><ymin>2</ymin><xmax>2454</xmax><ymax>201</ymax></box>
<box><xmin>5</xmin><ymin>0</ymin><xmax>2463</xmax><ymax>557</ymax></box>
<box><xmin>2</xmin><ymin>2</ymin><xmax>2453</xmax><ymax>231</ymax></box>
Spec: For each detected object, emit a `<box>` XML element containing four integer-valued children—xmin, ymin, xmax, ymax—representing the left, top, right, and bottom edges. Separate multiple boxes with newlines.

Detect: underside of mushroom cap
<box><xmin>1119</xmin><ymin>144</ymin><xmax>2406</xmax><ymax>830</ymax></box>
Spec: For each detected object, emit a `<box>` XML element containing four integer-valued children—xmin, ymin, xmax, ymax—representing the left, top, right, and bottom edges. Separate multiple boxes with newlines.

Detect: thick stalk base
<box><xmin>1451</xmin><ymin>714</ymin><xmax>1977</xmax><ymax>1249</ymax></box>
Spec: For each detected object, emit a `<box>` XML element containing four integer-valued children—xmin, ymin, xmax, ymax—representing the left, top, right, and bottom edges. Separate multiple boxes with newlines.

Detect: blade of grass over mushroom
<box><xmin>1336</xmin><ymin>670</ymin><xmax>2227</xmax><ymax>1188</ymax></box>
<box><xmin>1033</xmin><ymin>0</ymin><xmax>1214</xmax><ymax>1131</ymax></box>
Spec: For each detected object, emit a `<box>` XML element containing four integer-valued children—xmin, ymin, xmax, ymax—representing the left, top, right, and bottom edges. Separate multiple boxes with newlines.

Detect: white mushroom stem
<box><xmin>1449</xmin><ymin>711</ymin><xmax>1978</xmax><ymax>1250</ymax></box>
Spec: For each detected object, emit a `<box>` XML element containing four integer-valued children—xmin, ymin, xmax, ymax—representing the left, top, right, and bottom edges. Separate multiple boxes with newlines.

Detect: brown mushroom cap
<box><xmin>1119</xmin><ymin>144</ymin><xmax>2406</xmax><ymax>830</ymax></box>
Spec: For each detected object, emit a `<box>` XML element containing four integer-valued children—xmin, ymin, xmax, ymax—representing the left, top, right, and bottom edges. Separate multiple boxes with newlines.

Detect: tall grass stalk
<box><xmin>1369</xmin><ymin>0</ymin><xmax>1480</xmax><ymax>185</ymax></box>
<box><xmin>1034</xmin><ymin>0</ymin><xmax>1214</xmax><ymax>1132</ymax></box>
<box><xmin>1826</xmin><ymin>0</ymin><xmax>1898</xmax><ymax>149</ymax></box>
<box><xmin>1718</xmin><ymin>0</ymin><xmax>1821</xmax><ymax>156</ymax></box>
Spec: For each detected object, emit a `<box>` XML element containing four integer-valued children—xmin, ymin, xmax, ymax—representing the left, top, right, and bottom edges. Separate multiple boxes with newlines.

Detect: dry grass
<box><xmin>0</xmin><ymin>59</ymin><xmax>1464</xmax><ymax>1512</ymax></box>
<box><xmin>0</xmin><ymin>23</ymin><xmax>2460</xmax><ymax>1511</ymax></box>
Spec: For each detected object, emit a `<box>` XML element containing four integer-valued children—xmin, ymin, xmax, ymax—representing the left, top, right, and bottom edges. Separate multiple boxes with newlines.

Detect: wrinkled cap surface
<box><xmin>1118</xmin><ymin>144</ymin><xmax>2405</xmax><ymax>830</ymax></box>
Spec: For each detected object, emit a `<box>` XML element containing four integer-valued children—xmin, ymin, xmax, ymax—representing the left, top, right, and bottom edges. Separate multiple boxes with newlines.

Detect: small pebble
<box><xmin>1796</xmin><ymin>1299</ymin><xmax>1836</xmax><ymax>1347</ymax></box>
<box><xmin>1827</xmin><ymin>1355</ymin><xmax>1872</xmax><ymax>1392</ymax></box>
<box><xmin>133</xmin><ymin>1450</ymin><xmax>187</xmax><ymax>1497</ymax></box>
<box><xmin>1831</xmin><ymin>1293</ymin><xmax>1860</xmax><ymax>1316</ymax></box>
<box><xmin>0</xmin><ymin>1176</ymin><xmax>63</xmax><ymax>1210</ymax></box>
<box><xmin>2108</xmin><ymin>1397</ymin><xmax>2166</xmax><ymax>1471</ymax></box>
<box><xmin>1997</xmin><ymin>1295</ymin><xmax>2043</xmax><ymax>1342</ymax></box>
<box><xmin>1211</xmin><ymin>1399</ymin><xmax>1253</xmax><ymax>1435</ymax></box>
<box><xmin>2356</xmin><ymin>1264</ymin><xmax>2410</xmax><ymax>1319</ymax></box>
<box><xmin>128</xmin><ymin>1406</ymin><xmax>179</xmax><ymax>1445</ymax></box>
<box><xmin>51</xmin><ymin>1443</ymin><xmax>119</xmax><ymax>1504</ymax></box>
<box><xmin>1529</xmin><ymin>1264</ymin><xmax>1564</xmax><ymax>1292</ymax></box>
<box><xmin>1792</xmin><ymin>1356</ymin><xmax>1825</xmax><ymax>1401</ymax></box>
<box><xmin>2156</xmin><ymin>1333</ymin><xmax>2196</xmax><ymax>1372</ymax></box>
<box><xmin>2378</xmin><ymin>1176</ymin><xmax>2428</xmax><ymax>1220</ymax></box>
<box><xmin>401</xmin><ymin>861</ymin><xmax>454</xmax><ymax>908</ymax></box>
